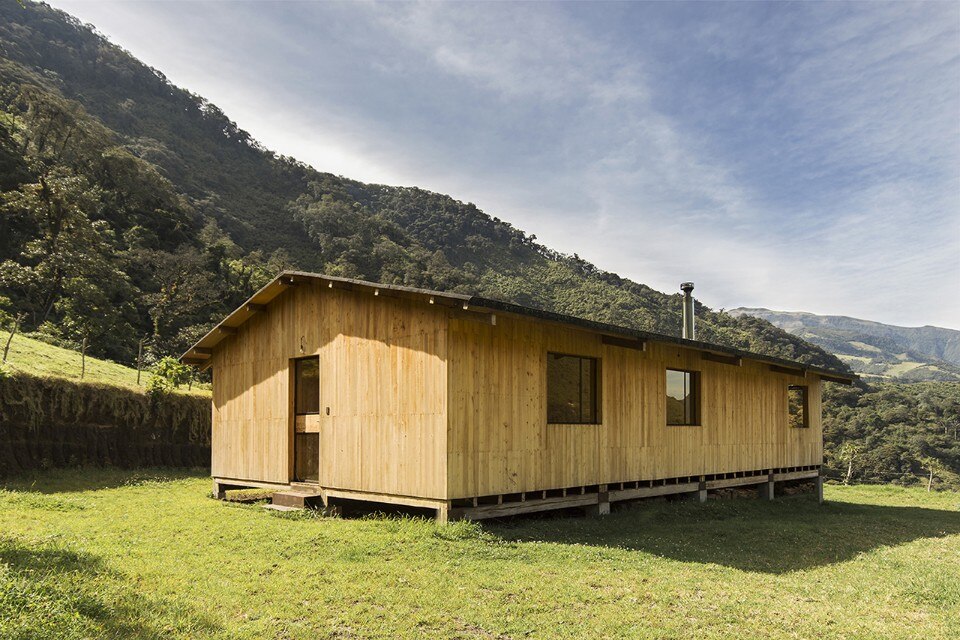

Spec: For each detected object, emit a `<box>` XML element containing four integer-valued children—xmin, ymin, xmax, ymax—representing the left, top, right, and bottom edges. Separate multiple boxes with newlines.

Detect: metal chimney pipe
<box><xmin>681</xmin><ymin>282</ymin><xmax>695</xmax><ymax>340</ymax></box>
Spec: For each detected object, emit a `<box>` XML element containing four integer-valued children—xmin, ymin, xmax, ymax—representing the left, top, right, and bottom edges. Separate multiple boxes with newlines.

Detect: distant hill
<box><xmin>729</xmin><ymin>308</ymin><xmax>960</xmax><ymax>382</ymax></box>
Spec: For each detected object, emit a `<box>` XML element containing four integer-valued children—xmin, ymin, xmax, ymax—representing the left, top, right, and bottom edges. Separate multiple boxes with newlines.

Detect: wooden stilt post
<box><xmin>436</xmin><ymin>504</ymin><xmax>450</xmax><ymax>525</ymax></box>
<box><xmin>816</xmin><ymin>470</ymin><xmax>824</xmax><ymax>504</ymax></box>
<box><xmin>758</xmin><ymin>472</ymin><xmax>775</xmax><ymax>501</ymax></box>
<box><xmin>584</xmin><ymin>484</ymin><xmax>610</xmax><ymax>516</ymax></box>
<box><xmin>697</xmin><ymin>479</ymin><xmax>708</xmax><ymax>503</ymax></box>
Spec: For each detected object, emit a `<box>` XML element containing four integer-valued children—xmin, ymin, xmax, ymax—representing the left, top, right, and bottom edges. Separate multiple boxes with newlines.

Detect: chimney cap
<box><xmin>680</xmin><ymin>282</ymin><xmax>695</xmax><ymax>293</ymax></box>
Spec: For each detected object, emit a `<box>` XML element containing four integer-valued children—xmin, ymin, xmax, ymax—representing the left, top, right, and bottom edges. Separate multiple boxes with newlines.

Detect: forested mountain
<box><xmin>0</xmin><ymin>0</ymin><xmax>842</xmax><ymax>371</ymax></box>
<box><xmin>731</xmin><ymin>308</ymin><xmax>960</xmax><ymax>382</ymax></box>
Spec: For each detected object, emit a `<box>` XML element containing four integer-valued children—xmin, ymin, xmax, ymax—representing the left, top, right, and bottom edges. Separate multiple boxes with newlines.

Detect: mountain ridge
<box><xmin>730</xmin><ymin>307</ymin><xmax>960</xmax><ymax>382</ymax></box>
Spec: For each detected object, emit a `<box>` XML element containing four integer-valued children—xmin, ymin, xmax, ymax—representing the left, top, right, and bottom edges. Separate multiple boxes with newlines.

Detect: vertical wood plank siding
<box><xmin>446</xmin><ymin>313</ymin><xmax>822</xmax><ymax>499</ymax></box>
<box><xmin>211</xmin><ymin>281</ymin><xmax>448</xmax><ymax>497</ymax></box>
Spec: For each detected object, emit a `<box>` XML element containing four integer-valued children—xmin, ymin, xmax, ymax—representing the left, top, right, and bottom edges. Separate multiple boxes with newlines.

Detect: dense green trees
<box><xmin>0</xmin><ymin>78</ymin><xmax>279</xmax><ymax>361</ymax></box>
<box><xmin>823</xmin><ymin>381</ymin><xmax>960</xmax><ymax>489</ymax></box>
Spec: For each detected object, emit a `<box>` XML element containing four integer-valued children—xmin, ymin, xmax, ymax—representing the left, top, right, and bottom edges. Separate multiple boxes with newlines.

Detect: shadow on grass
<box><xmin>1</xmin><ymin>466</ymin><xmax>209</xmax><ymax>494</ymax></box>
<box><xmin>487</xmin><ymin>494</ymin><xmax>960</xmax><ymax>574</ymax></box>
<box><xmin>0</xmin><ymin>536</ymin><xmax>220</xmax><ymax>639</ymax></box>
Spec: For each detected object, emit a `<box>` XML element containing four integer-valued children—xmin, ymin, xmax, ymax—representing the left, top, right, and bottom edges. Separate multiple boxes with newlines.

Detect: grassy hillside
<box><xmin>731</xmin><ymin>308</ymin><xmax>960</xmax><ymax>382</ymax></box>
<box><xmin>1</xmin><ymin>333</ymin><xmax>208</xmax><ymax>396</ymax></box>
<box><xmin>0</xmin><ymin>469</ymin><xmax>957</xmax><ymax>639</ymax></box>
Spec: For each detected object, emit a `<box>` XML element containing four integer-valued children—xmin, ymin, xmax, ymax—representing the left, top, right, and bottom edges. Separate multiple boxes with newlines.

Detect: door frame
<box><xmin>289</xmin><ymin>355</ymin><xmax>321</xmax><ymax>483</ymax></box>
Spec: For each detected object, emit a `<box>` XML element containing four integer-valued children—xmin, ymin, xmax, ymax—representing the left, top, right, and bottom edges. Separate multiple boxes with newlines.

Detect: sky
<box><xmin>51</xmin><ymin>0</ymin><xmax>960</xmax><ymax>329</ymax></box>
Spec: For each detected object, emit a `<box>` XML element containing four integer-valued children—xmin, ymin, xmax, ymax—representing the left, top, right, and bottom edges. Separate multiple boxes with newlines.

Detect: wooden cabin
<box><xmin>182</xmin><ymin>272</ymin><xmax>855</xmax><ymax>521</ymax></box>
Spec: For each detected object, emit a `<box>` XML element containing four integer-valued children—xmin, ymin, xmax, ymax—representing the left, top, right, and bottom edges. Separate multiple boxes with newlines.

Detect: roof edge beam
<box><xmin>819</xmin><ymin>373</ymin><xmax>855</xmax><ymax>385</ymax></box>
<box><xmin>702</xmin><ymin>352</ymin><xmax>742</xmax><ymax>366</ymax></box>
<box><xmin>770</xmin><ymin>364</ymin><xmax>806</xmax><ymax>377</ymax></box>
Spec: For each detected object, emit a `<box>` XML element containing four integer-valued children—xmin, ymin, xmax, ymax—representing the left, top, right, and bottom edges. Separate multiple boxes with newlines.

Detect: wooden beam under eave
<box><xmin>770</xmin><ymin>364</ymin><xmax>806</xmax><ymax>377</ymax></box>
<box><xmin>819</xmin><ymin>373</ymin><xmax>854</xmax><ymax>385</ymax></box>
<box><xmin>218</xmin><ymin>326</ymin><xmax>238</xmax><ymax>335</ymax></box>
<box><xmin>601</xmin><ymin>335</ymin><xmax>646</xmax><ymax>351</ymax></box>
<box><xmin>182</xmin><ymin>358</ymin><xmax>206</xmax><ymax>366</ymax></box>
<box><xmin>702</xmin><ymin>352</ymin><xmax>742</xmax><ymax>366</ymax></box>
<box><xmin>192</xmin><ymin>347</ymin><xmax>212</xmax><ymax>356</ymax></box>
<box><xmin>452</xmin><ymin>309</ymin><xmax>497</xmax><ymax>326</ymax></box>
<box><xmin>245</xmin><ymin>303</ymin><xmax>265</xmax><ymax>314</ymax></box>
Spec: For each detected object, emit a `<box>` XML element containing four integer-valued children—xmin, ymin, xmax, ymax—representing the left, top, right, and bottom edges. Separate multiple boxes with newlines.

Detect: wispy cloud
<box><xmin>51</xmin><ymin>0</ymin><xmax>960</xmax><ymax>328</ymax></box>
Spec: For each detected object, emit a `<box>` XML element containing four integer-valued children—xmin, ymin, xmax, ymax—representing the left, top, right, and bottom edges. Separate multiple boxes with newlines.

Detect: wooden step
<box><xmin>272</xmin><ymin>490</ymin><xmax>324</xmax><ymax>509</ymax></box>
<box><xmin>289</xmin><ymin>482</ymin><xmax>322</xmax><ymax>494</ymax></box>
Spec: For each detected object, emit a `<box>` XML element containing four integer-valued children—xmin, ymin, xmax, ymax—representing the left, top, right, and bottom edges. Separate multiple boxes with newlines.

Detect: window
<box><xmin>788</xmin><ymin>385</ymin><xmax>809</xmax><ymax>428</ymax></box>
<box><xmin>547</xmin><ymin>353</ymin><xmax>599</xmax><ymax>424</ymax></box>
<box><xmin>666</xmin><ymin>369</ymin><xmax>700</xmax><ymax>426</ymax></box>
<box><xmin>294</xmin><ymin>357</ymin><xmax>320</xmax><ymax>415</ymax></box>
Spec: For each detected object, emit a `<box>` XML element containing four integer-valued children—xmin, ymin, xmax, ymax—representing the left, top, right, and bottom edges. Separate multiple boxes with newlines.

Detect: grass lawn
<box><xmin>1</xmin><ymin>470</ymin><xmax>958</xmax><ymax>639</ymax></box>
<box><xmin>1</xmin><ymin>333</ymin><xmax>209</xmax><ymax>396</ymax></box>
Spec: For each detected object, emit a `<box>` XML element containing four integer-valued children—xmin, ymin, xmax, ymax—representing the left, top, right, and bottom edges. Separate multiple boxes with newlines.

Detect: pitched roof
<box><xmin>180</xmin><ymin>271</ymin><xmax>856</xmax><ymax>383</ymax></box>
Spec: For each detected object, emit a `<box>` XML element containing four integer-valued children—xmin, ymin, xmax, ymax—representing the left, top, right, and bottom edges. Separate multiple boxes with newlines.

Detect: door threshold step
<box><xmin>289</xmin><ymin>482</ymin><xmax>322</xmax><ymax>494</ymax></box>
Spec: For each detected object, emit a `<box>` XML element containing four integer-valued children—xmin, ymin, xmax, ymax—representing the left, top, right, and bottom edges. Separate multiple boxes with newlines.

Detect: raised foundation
<box><xmin>448</xmin><ymin>466</ymin><xmax>822</xmax><ymax>521</ymax></box>
<box><xmin>213</xmin><ymin>465</ymin><xmax>823</xmax><ymax>522</ymax></box>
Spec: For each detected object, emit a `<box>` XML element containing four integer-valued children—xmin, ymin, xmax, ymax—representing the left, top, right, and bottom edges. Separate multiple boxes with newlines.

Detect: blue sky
<box><xmin>52</xmin><ymin>1</ymin><xmax>960</xmax><ymax>329</ymax></box>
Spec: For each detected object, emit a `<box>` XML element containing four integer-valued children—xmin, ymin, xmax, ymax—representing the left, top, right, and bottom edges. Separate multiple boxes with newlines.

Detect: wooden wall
<box><xmin>210</xmin><ymin>282</ymin><xmax>448</xmax><ymax>498</ymax></box>
<box><xmin>446</xmin><ymin>314</ymin><xmax>823</xmax><ymax>499</ymax></box>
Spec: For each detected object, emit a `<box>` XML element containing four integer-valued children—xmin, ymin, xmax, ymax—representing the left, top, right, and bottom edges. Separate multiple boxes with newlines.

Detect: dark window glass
<box><xmin>294</xmin><ymin>357</ymin><xmax>320</xmax><ymax>415</ymax></box>
<box><xmin>666</xmin><ymin>369</ymin><xmax>700</xmax><ymax>426</ymax></box>
<box><xmin>547</xmin><ymin>353</ymin><xmax>599</xmax><ymax>424</ymax></box>
<box><xmin>788</xmin><ymin>385</ymin><xmax>809</xmax><ymax>428</ymax></box>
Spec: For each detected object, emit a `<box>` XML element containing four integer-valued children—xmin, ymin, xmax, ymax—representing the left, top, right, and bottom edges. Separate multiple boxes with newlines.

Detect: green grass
<box><xmin>1</xmin><ymin>333</ymin><xmax>209</xmax><ymax>396</ymax></box>
<box><xmin>0</xmin><ymin>471</ymin><xmax>958</xmax><ymax>639</ymax></box>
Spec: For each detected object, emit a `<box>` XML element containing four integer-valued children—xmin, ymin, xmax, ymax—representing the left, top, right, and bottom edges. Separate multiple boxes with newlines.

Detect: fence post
<box><xmin>136</xmin><ymin>337</ymin><xmax>145</xmax><ymax>385</ymax></box>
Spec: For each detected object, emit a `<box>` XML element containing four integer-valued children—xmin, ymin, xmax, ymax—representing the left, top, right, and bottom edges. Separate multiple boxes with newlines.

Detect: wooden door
<box><xmin>293</xmin><ymin>356</ymin><xmax>321</xmax><ymax>483</ymax></box>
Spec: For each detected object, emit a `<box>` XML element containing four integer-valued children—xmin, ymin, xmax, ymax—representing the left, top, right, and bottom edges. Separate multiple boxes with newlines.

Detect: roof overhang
<box><xmin>180</xmin><ymin>271</ymin><xmax>858</xmax><ymax>384</ymax></box>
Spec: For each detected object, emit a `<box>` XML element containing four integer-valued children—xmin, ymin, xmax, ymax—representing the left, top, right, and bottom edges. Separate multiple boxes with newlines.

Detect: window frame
<box><xmin>546</xmin><ymin>352</ymin><xmax>601</xmax><ymax>425</ymax></box>
<box><xmin>665</xmin><ymin>368</ymin><xmax>701</xmax><ymax>427</ymax></box>
<box><xmin>293</xmin><ymin>356</ymin><xmax>320</xmax><ymax>416</ymax></box>
<box><xmin>787</xmin><ymin>384</ymin><xmax>809</xmax><ymax>429</ymax></box>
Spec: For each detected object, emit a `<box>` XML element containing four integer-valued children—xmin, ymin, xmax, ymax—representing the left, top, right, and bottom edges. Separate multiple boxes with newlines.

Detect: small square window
<box><xmin>666</xmin><ymin>369</ymin><xmax>700</xmax><ymax>426</ymax></box>
<box><xmin>547</xmin><ymin>353</ymin><xmax>599</xmax><ymax>424</ymax></box>
<box><xmin>788</xmin><ymin>385</ymin><xmax>809</xmax><ymax>428</ymax></box>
